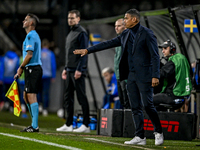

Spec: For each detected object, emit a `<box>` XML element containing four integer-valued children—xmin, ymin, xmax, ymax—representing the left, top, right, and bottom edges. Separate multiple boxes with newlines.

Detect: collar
<box><xmin>130</xmin><ymin>22</ymin><xmax>140</xmax><ymax>34</ymax></box>
<box><xmin>71</xmin><ymin>24</ymin><xmax>80</xmax><ymax>31</ymax></box>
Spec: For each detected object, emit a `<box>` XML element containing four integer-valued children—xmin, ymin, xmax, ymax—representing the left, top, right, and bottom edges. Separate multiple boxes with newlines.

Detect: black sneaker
<box><xmin>20</xmin><ymin>126</ymin><xmax>39</xmax><ymax>132</ymax></box>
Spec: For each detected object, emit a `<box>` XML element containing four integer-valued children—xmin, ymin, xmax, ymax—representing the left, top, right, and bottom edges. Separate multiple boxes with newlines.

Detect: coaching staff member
<box><xmin>74</xmin><ymin>8</ymin><xmax>164</xmax><ymax>145</ymax></box>
<box><xmin>56</xmin><ymin>10</ymin><xmax>90</xmax><ymax>133</ymax></box>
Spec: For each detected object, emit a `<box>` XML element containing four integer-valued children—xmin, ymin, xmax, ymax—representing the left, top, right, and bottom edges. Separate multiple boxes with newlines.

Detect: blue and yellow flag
<box><xmin>184</xmin><ymin>19</ymin><xmax>198</xmax><ymax>33</ymax></box>
<box><xmin>90</xmin><ymin>34</ymin><xmax>101</xmax><ymax>45</ymax></box>
<box><xmin>5</xmin><ymin>80</ymin><xmax>21</xmax><ymax>117</ymax></box>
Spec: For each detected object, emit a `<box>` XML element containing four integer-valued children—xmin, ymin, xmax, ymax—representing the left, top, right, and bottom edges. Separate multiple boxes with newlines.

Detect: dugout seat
<box><xmin>157</xmin><ymin>96</ymin><xmax>190</xmax><ymax>112</ymax></box>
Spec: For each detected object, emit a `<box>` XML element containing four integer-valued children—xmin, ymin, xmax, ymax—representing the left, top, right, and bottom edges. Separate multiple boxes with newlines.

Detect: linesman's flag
<box><xmin>184</xmin><ymin>19</ymin><xmax>198</xmax><ymax>33</ymax></box>
<box><xmin>5</xmin><ymin>80</ymin><xmax>21</xmax><ymax>117</ymax></box>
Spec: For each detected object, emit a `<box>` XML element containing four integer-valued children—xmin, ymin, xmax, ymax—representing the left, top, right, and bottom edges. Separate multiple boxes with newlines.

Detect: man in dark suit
<box><xmin>74</xmin><ymin>9</ymin><xmax>164</xmax><ymax>146</ymax></box>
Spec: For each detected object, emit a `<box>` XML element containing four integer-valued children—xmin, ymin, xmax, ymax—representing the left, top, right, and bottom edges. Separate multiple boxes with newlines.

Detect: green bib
<box><xmin>161</xmin><ymin>53</ymin><xmax>192</xmax><ymax>96</ymax></box>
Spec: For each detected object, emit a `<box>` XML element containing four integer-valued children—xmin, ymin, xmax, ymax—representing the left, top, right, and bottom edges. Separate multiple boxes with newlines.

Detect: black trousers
<box><xmin>127</xmin><ymin>72</ymin><xmax>162</xmax><ymax>139</ymax></box>
<box><xmin>64</xmin><ymin>71</ymin><xmax>89</xmax><ymax>127</ymax></box>
<box><xmin>117</xmin><ymin>79</ymin><xmax>130</xmax><ymax>109</ymax></box>
<box><xmin>153</xmin><ymin>93</ymin><xmax>184</xmax><ymax>111</ymax></box>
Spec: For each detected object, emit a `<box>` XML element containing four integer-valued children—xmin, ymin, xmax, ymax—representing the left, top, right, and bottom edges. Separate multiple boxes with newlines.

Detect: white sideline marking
<box><xmin>85</xmin><ymin>138</ymin><xmax>155</xmax><ymax>150</ymax></box>
<box><xmin>0</xmin><ymin>132</ymin><xmax>82</xmax><ymax>150</ymax></box>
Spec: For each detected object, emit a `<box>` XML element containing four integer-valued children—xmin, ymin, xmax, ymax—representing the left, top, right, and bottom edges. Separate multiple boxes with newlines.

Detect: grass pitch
<box><xmin>0</xmin><ymin>111</ymin><xmax>200</xmax><ymax>150</ymax></box>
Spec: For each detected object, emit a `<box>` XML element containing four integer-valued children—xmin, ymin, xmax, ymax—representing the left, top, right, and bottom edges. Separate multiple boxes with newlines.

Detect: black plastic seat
<box><xmin>157</xmin><ymin>96</ymin><xmax>190</xmax><ymax>112</ymax></box>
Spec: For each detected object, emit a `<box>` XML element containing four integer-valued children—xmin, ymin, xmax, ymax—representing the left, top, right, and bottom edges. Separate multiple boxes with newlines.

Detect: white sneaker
<box><xmin>39</xmin><ymin>105</ymin><xmax>43</xmax><ymax>113</ymax></box>
<box><xmin>42</xmin><ymin>109</ymin><xmax>48</xmax><ymax>117</ymax></box>
<box><xmin>4</xmin><ymin>102</ymin><xmax>10</xmax><ymax>110</ymax></box>
<box><xmin>124</xmin><ymin>136</ymin><xmax>146</xmax><ymax>145</ymax></box>
<box><xmin>21</xmin><ymin>104</ymin><xmax>26</xmax><ymax>113</ymax></box>
<box><xmin>9</xmin><ymin>106</ymin><xmax>13</xmax><ymax>113</ymax></box>
<box><xmin>56</xmin><ymin>124</ymin><xmax>73</xmax><ymax>132</ymax></box>
<box><xmin>154</xmin><ymin>132</ymin><xmax>164</xmax><ymax>145</ymax></box>
<box><xmin>73</xmin><ymin>124</ymin><xmax>90</xmax><ymax>133</ymax></box>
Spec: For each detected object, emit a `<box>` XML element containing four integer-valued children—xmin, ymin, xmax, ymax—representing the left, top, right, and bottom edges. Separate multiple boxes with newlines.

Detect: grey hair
<box><xmin>102</xmin><ymin>67</ymin><xmax>114</xmax><ymax>76</ymax></box>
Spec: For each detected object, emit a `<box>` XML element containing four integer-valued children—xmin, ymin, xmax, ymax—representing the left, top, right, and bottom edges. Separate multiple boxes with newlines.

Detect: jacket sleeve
<box><xmin>160</xmin><ymin>60</ymin><xmax>175</xmax><ymax>79</ymax></box>
<box><xmin>87</xmin><ymin>36</ymin><xmax>121</xmax><ymax>54</ymax></box>
<box><xmin>146</xmin><ymin>30</ymin><xmax>160</xmax><ymax>79</ymax></box>
<box><xmin>51</xmin><ymin>51</ymin><xmax>57</xmax><ymax>79</ymax></box>
<box><xmin>77</xmin><ymin>32</ymin><xmax>88</xmax><ymax>72</ymax></box>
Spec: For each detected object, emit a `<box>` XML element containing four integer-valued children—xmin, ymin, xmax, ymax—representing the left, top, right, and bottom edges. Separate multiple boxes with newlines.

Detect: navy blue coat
<box><xmin>87</xmin><ymin>24</ymin><xmax>160</xmax><ymax>82</ymax></box>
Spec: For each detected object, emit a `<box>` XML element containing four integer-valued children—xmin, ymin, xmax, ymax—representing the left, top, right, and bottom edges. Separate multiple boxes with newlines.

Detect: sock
<box><xmin>27</xmin><ymin>103</ymin><xmax>33</xmax><ymax>117</ymax></box>
<box><xmin>30</xmin><ymin>102</ymin><xmax>39</xmax><ymax>129</ymax></box>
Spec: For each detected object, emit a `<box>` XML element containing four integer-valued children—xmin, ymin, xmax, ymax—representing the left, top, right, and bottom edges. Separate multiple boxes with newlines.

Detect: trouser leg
<box><xmin>141</xmin><ymin>90</ymin><xmax>163</xmax><ymax>134</ymax></box>
<box><xmin>74</xmin><ymin>74</ymin><xmax>90</xmax><ymax>127</ymax></box>
<box><xmin>127</xmin><ymin>72</ymin><xmax>144</xmax><ymax>138</ymax></box>
<box><xmin>120</xmin><ymin>80</ymin><xmax>130</xmax><ymax>109</ymax></box>
<box><xmin>64</xmin><ymin>72</ymin><xmax>75</xmax><ymax>126</ymax></box>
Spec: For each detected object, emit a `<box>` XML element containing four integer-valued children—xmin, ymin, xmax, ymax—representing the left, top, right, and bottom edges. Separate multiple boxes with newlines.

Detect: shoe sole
<box><xmin>56</xmin><ymin>130</ymin><xmax>73</xmax><ymax>132</ymax></box>
<box><xmin>124</xmin><ymin>142</ymin><xmax>146</xmax><ymax>145</ymax></box>
<box><xmin>137</xmin><ymin>143</ymin><xmax>146</xmax><ymax>145</ymax></box>
<box><xmin>73</xmin><ymin>130</ymin><xmax>90</xmax><ymax>133</ymax></box>
<box><xmin>155</xmin><ymin>142</ymin><xmax>164</xmax><ymax>146</ymax></box>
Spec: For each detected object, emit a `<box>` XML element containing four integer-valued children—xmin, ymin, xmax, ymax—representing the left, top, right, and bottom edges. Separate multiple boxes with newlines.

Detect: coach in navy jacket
<box><xmin>74</xmin><ymin>9</ymin><xmax>164</xmax><ymax>146</ymax></box>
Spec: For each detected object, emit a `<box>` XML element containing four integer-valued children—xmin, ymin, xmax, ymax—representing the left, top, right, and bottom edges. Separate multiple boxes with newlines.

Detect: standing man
<box><xmin>56</xmin><ymin>10</ymin><xmax>90</xmax><ymax>133</ymax></box>
<box><xmin>114</xmin><ymin>18</ymin><xmax>130</xmax><ymax>109</ymax></box>
<box><xmin>14</xmin><ymin>13</ymin><xmax>42</xmax><ymax>132</ymax></box>
<box><xmin>74</xmin><ymin>9</ymin><xmax>163</xmax><ymax>145</ymax></box>
<box><xmin>39</xmin><ymin>39</ymin><xmax>57</xmax><ymax>116</ymax></box>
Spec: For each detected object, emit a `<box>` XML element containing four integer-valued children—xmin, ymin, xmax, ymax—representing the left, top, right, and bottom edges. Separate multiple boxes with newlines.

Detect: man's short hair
<box><xmin>126</xmin><ymin>9</ymin><xmax>140</xmax><ymax>20</ymax></box>
<box><xmin>42</xmin><ymin>39</ymin><xmax>50</xmax><ymax>48</ymax></box>
<box><xmin>68</xmin><ymin>10</ymin><xmax>81</xmax><ymax>18</ymax></box>
<box><xmin>102</xmin><ymin>67</ymin><xmax>114</xmax><ymax>75</ymax></box>
<box><xmin>27</xmin><ymin>13</ymin><xmax>39</xmax><ymax>27</ymax></box>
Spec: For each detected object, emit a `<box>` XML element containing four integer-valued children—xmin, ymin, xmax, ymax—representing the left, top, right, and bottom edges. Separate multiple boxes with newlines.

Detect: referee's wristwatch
<box><xmin>20</xmin><ymin>66</ymin><xmax>25</xmax><ymax>70</ymax></box>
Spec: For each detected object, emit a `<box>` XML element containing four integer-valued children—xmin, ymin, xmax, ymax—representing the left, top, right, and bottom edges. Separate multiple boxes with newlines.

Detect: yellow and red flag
<box><xmin>5</xmin><ymin>80</ymin><xmax>21</xmax><ymax>117</ymax></box>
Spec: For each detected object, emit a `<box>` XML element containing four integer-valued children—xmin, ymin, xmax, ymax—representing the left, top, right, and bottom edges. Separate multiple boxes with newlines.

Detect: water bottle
<box><xmin>89</xmin><ymin>117</ymin><xmax>97</xmax><ymax>130</ymax></box>
<box><xmin>77</xmin><ymin>116</ymin><xmax>83</xmax><ymax>128</ymax></box>
<box><xmin>73</xmin><ymin>116</ymin><xmax>77</xmax><ymax>129</ymax></box>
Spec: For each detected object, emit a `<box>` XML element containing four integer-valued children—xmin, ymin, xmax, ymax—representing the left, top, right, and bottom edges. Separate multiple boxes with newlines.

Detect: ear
<box><xmin>30</xmin><ymin>21</ymin><xmax>33</xmax><ymax>26</ymax></box>
<box><xmin>29</xmin><ymin>20</ymin><xmax>34</xmax><ymax>26</ymax></box>
<box><xmin>131</xmin><ymin>17</ymin><xmax>137</xmax><ymax>22</ymax></box>
<box><xmin>77</xmin><ymin>17</ymin><xmax>80</xmax><ymax>22</ymax></box>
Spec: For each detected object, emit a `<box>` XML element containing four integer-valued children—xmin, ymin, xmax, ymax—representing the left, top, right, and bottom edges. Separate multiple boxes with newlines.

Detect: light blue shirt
<box><xmin>41</xmin><ymin>48</ymin><xmax>56</xmax><ymax>78</ymax></box>
<box><xmin>23</xmin><ymin>30</ymin><xmax>42</xmax><ymax>66</ymax></box>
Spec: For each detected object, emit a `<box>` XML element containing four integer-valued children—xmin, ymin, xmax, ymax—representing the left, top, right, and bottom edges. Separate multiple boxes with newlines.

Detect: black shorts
<box><xmin>24</xmin><ymin>65</ymin><xmax>43</xmax><ymax>93</ymax></box>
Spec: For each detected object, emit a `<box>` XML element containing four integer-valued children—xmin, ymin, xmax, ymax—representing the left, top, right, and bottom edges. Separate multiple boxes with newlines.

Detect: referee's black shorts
<box><xmin>24</xmin><ymin>65</ymin><xmax>43</xmax><ymax>94</ymax></box>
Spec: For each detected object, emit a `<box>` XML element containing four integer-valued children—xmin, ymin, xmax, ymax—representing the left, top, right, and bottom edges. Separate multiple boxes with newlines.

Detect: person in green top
<box><xmin>114</xmin><ymin>18</ymin><xmax>130</xmax><ymax>109</ymax></box>
<box><xmin>153</xmin><ymin>39</ymin><xmax>192</xmax><ymax>111</ymax></box>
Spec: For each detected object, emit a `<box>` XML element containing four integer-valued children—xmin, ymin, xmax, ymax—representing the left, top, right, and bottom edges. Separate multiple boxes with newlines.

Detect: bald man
<box><xmin>114</xmin><ymin>19</ymin><xmax>130</xmax><ymax>109</ymax></box>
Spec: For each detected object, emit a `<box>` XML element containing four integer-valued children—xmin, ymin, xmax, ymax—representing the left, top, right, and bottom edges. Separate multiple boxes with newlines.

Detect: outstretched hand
<box><xmin>73</xmin><ymin>49</ymin><xmax>88</xmax><ymax>57</ymax></box>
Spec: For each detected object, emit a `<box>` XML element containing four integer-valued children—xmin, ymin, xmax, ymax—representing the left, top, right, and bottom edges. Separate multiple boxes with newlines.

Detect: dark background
<box><xmin>0</xmin><ymin>0</ymin><xmax>200</xmax><ymax>68</ymax></box>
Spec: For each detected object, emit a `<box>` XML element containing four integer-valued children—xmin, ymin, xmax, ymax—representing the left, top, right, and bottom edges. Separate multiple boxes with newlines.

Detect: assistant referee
<box><xmin>14</xmin><ymin>13</ymin><xmax>42</xmax><ymax>132</ymax></box>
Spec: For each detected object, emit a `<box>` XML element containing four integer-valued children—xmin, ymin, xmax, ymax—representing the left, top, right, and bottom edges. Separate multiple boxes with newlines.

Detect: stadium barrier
<box><xmin>98</xmin><ymin>109</ymin><xmax>196</xmax><ymax>141</ymax></box>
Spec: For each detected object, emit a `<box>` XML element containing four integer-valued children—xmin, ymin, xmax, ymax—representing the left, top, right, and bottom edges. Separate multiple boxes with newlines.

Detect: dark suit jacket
<box><xmin>87</xmin><ymin>23</ymin><xmax>160</xmax><ymax>82</ymax></box>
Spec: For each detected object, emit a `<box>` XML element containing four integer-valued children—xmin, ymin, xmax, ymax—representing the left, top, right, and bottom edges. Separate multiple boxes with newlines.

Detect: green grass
<box><xmin>0</xmin><ymin>111</ymin><xmax>200</xmax><ymax>150</ymax></box>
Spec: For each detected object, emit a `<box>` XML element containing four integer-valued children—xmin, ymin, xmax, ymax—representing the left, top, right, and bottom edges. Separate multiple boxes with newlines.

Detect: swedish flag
<box><xmin>184</xmin><ymin>19</ymin><xmax>198</xmax><ymax>33</ymax></box>
<box><xmin>89</xmin><ymin>34</ymin><xmax>101</xmax><ymax>45</ymax></box>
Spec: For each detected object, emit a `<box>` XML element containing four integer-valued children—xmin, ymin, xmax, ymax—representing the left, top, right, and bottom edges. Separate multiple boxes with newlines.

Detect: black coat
<box><xmin>87</xmin><ymin>24</ymin><xmax>160</xmax><ymax>82</ymax></box>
